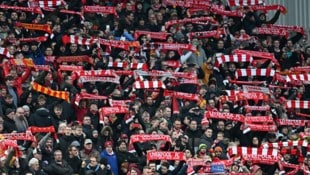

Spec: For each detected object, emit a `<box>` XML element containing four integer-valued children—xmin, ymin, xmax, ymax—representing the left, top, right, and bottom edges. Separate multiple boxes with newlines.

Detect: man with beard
<box><xmin>43</xmin><ymin>150</ymin><xmax>73</xmax><ymax>175</ymax></box>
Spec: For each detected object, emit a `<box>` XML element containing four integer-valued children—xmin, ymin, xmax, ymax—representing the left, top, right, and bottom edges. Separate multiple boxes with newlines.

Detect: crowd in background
<box><xmin>0</xmin><ymin>0</ymin><xmax>310</xmax><ymax>174</ymax></box>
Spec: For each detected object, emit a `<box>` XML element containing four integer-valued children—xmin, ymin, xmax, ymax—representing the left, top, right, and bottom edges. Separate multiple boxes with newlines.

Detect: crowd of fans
<box><xmin>0</xmin><ymin>0</ymin><xmax>310</xmax><ymax>174</ymax></box>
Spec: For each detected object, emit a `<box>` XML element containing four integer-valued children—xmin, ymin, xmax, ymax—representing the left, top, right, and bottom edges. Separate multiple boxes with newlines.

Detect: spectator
<box><xmin>43</xmin><ymin>150</ymin><xmax>73</xmax><ymax>175</ymax></box>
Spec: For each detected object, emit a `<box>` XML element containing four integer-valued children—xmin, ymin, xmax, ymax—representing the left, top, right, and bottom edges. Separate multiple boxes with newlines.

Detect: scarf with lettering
<box><xmin>74</xmin><ymin>92</ymin><xmax>107</xmax><ymax>106</ymax></box>
<box><xmin>58</xmin><ymin>65</ymin><xmax>83</xmax><ymax>72</ymax></box>
<box><xmin>266</xmin><ymin>24</ymin><xmax>304</xmax><ymax>34</ymax></box>
<box><xmin>99</xmin><ymin>38</ymin><xmax>140</xmax><ymax>50</ymax></box>
<box><xmin>15</xmin><ymin>22</ymin><xmax>52</xmax><ymax>34</ymax></box>
<box><xmin>189</xmin><ymin>30</ymin><xmax>223</xmax><ymax>40</ymax></box>
<box><xmin>164</xmin><ymin>90</ymin><xmax>200</xmax><ymax>101</ymax></box>
<box><xmin>229</xmin><ymin>80</ymin><xmax>266</xmax><ymax>85</ymax></box>
<box><xmin>147</xmin><ymin>151</ymin><xmax>185</xmax><ymax>161</ymax></box>
<box><xmin>134</xmin><ymin>30</ymin><xmax>170</xmax><ymax>40</ymax></box>
<box><xmin>99</xmin><ymin>106</ymin><xmax>129</xmax><ymax>121</ymax></box>
<box><xmin>83</xmin><ymin>5</ymin><xmax>118</xmax><ymax>16</ymax></box>
<box><xmin>108</xmin><ymin>99</ymin><xmax>132</xmax><ymax>107</ymax></box>
<box><xmin>165</xmin><ymin>17</ymin><xmax>217</xmax><ymax>29</ymax></box>
<box><xmin>31</xmin><ymin>82</ymin><xmax>70</xmax><ymax>102</ymax></box>
<box><xmin>1</xmin><ymin>132</ymin><xmax>35</xmax><ymax>142</ymax></box>
<box><xmin>244</xmin><ymin>105</ymin><xmax>270</xmax><ymax>111</ymax></box>
<box><xmin>0</xmin><ymin>5</ymin><xmax>42</xmax><ymax>15</ymax></box>
<box><xmin>56</xmin><ymin>55</ymin><xmax>94</xmax><ymax>65</ymax></box>
<box><xmin>20</xmin><ymin>36</ymin><xmax>47</xmax><ymax>43</ymax></box>
<box><xmin>72</xmin><ymin>70</ymin><xmax>117</xmax><ymax>80</ymax></box>
<box><xmin>130</xmin><ymin>134</ymin><xmax>171</xmax><ymax>144</ymax></box>
<box><xmin>255</xmin><ymin>27</ymin><xmax>289</xmax><ymax>38</ymax></box>
<box><xmin>78</xmin><ymin>76</ymin><xmax>120</xmax><ymax>84</ymax></box>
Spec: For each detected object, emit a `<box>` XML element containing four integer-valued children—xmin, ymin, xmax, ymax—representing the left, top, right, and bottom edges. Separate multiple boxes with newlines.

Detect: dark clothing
<box><xmin>3</xmin><ymin>116</ymin><xmax>17</xmax><ymax>133</ymax></box>
<box><xmin>43</xmin><ymin>160</ymin><xmax>73</xmax><ymax>175</ymax></box>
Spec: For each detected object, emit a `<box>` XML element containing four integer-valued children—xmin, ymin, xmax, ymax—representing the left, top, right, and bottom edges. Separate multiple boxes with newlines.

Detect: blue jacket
<box><xmin>100</xmin><ymin>150</ymin><xmax>118</xmax><ymax>175</ymax></box>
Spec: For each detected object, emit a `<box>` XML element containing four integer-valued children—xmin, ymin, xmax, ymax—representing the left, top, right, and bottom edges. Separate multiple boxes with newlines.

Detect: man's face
<box><xmin>54</xmin><ymin>152</ymin><xmax>62</xmax><ymax>162</ymax></box>
<box><xmin>106</xmin><ymin>145</ymin><xmax>113</xmax><ymax>153</ymax></box>
<box><xmin>54</xmin><ymin>108</ymin><xmax>62</xmax><ymax>117</ymax></box>
<box><xmin>16</xmin><ymin>108</ymin><xmax>24</xmax><ymax>119</ymax></box>
<box><xmin>118</xmin><ymin>142</ymin><xmax>127</xmax><ymax>152</ymax></box>
<box><xmin>83</xmin><ymin>117</ymin><xmax>91</xmax><ymax>125</ymax></box>
<box><xmin>189</xmin><ymin>121</ymin><xmax>197</xmax><ymax>130</ymax></box>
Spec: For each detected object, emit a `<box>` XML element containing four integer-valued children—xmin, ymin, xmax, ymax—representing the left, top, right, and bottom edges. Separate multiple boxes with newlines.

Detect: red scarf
<box><xmin>228</xmin><ymin>0</ymin><xmax>264</xmax><ymax>6</ymax></box>
<box><xmin>62</xmin><ymin>35</ymin><xmax>97</xmax><ymax>46</ymax></box>
<box><xmin>130</xmin><ymin>134</ymin><xmax>171</xmax><ymax>144</ymax></box>
<box><xmin>165</xmin><ymin>17</ymin><xmax>217</xmax><ymax>29</ymax></box>
<box><xmin>147</xmin><ymin>151</ymin><xmax>185</xmax><ymax>161</ymax></box>
<box><xmin>256</xmin><ymin>27</ymin><xmax>289</xmax><ymax>38</ymax></box>
<box><xmin>20</xmin><ymin>36</ymin><xmax>47</xmax><ymax>43</ymax></box>
<box><xmin>74</xmin><ymin>92</ymin><xmax>107</xmax><ymax>106</ymax></box>
<box><xmin>56</xmin><ymin>55</ymin><xmax>94</xmax><ymax>65</ymax></box>
<box><xmin>134</xmin><ymin>30</ymin><xmax>170</xmax><ymax>40</ymax></box>
<box><xmin>235</xmin><ymin>68</ymin><xmax>275</xmax><ymax>79</ymax></box>
<box><xmin>0</xmin><ymin>5</ymin><xmax>43</xmax><ymax>15</ymax></box>
<box><xmin>234</xmin><ymin>49</ymin><xmax>280</xmax><ymax>66</ymax></box>
<box><xmin>215</xmin><ymin>54</ymin><xmax>253</xmax><ymax>68</ymax></box>
<box><xmin>133</xmin><ymin>81</ymin><xmax>166</xmax><ymax>89</ymax></box>
<box><xmin>83</xmin><ymin>5</ymin><xmax>117</xmax><ymax>16</ymax></box>
<box><xmin>15</xmin><ymin>22</ymin><xmax>52</xmax><ymax>34</ymax></box>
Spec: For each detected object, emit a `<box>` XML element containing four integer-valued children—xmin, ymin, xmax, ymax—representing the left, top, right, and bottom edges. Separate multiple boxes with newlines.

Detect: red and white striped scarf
<box><xmin>234</xmin><ymin>49</ymin><xmax>279</xmax><ymax>66</ymax></box>
<box><xmin>286</xmin><ymin>73</ymin><xmax>310</xmax><ymax>82</ymax></box>
<box><xmin>108</xmin><ymin>62</ymin><xmax>128</xmax><ymax>68</ymax></box>
<box><xmin>261</xmin><ymin>140</ymin><xmax>308</xmax><ymax>149</ymax></box>
<box><xmin>133</xmin><ymin>81</ymin><xmax>166</xmax><ymax>89</ymax></box>
<box><xmin>228</xmin><ymin>146</ymin><xmax>278</xmax><ymax>157</ymax></box>
<box><xmin>214</xmin><ymin>54</ymin><xmax>253</xmax><ymax>68</ymax></box>
<box><xmin>130</xmin><ymin>63</ymin><xmax>148</xmax><ymax>70</ymax></box>
<box><xmin>235</xmin><ymin>68</ymin><xmax>275</xmax><ymax>79</ymax></box>
<box><xmin>108</xmin><ymin>62</ymin><xmax>148</xmax><ymax>70</ymax></box>
<box><xmin>29</xmin><ymin>0</ymin><xmax>66</xmax><ymax>8</ymax></box>
<box><xmin>62</xmin><ymin>35</ymin><xmax>97</xmax><ymax>46</ymax></box>
<box><xmin>291</xmin><ymin>66</ymin><xmax>310</xmax><ymax>73</ymax></box>
<box><xmin>74</xmin><ymin>92</ymin><xmax>107</xmax><ymax>106</ymax></box>
<box><xmin>227</xmin><ymin>0</ymin><xmax>264</xmax><ymax>6</ymax></box>
<box><xmin>0</xmin><ymin>47</ymin><xmax>11</xmax><ymax>58</ymax></box>
<box><xmin>286</xmin><ymin>100</ymin><xmax>310</xmax><ymax>109</ymax></box>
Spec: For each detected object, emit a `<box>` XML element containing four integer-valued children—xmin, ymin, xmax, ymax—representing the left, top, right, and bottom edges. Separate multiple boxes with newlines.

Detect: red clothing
<box><xmin>13</xmin><ymin>68</ymin><xmax>31</xmax><ymax>97</ymax></box>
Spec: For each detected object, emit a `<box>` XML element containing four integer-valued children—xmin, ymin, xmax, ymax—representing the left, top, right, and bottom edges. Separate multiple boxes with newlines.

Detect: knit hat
<box><xmin>28</xmin><ymin>158</ymin><xmax>39</xmax><ymax>167</ymax></box>
<box><xmin>199</xmin><ymin>144</ymin><xmax>207</xmax><ymax>151</ymax></box>
<box><xmin>5</xmin><ymin>108</ymin><xmax>15</xmax><ymax>116</ymax></box>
